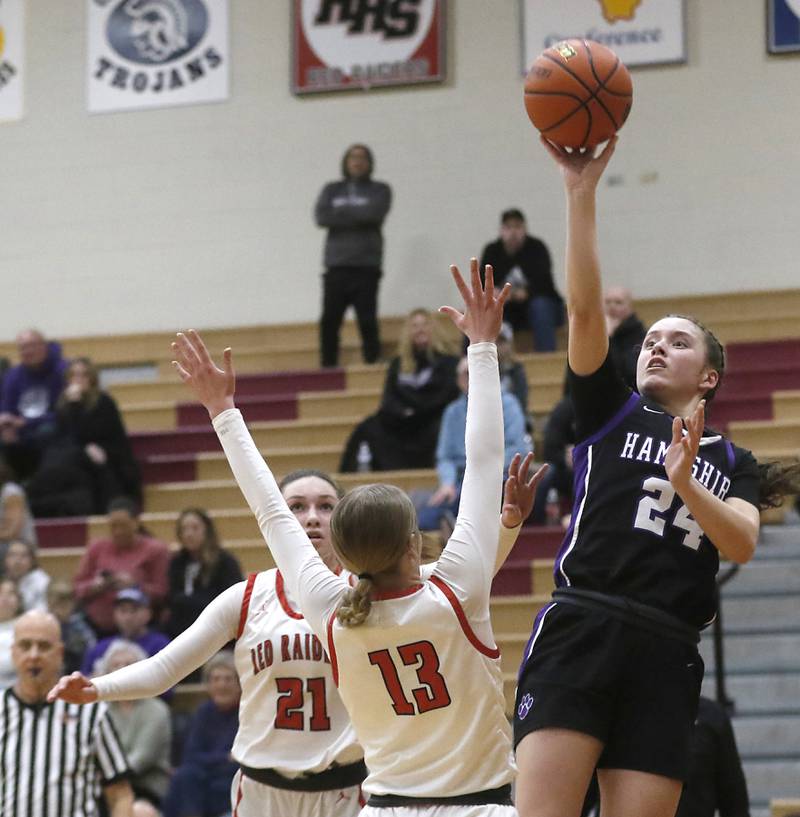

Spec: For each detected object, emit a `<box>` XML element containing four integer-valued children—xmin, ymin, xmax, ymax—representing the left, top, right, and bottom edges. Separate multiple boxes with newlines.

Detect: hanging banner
<box><xmin>522</xmin><ymin>0</ymin><xmax>687</xmax><ymax>70</ymax></box>
<box><xmin>0</xmin><ymin>0</ymin><xmax>24</xmax><ymax>122</ymax></box>
<box><xmin>768</xmin><ymin>0</ymin><xmax>800</xmax><ymax>53</ymax></box>
<box><xmin>292</xmin><ymin>0</ymin><xmax>446</xmax><ymax>94</ymax></box>
<box><xmin>87</xmin><ymin>0</ymin><xmax>229</xmax><ymax>113</ymax></box>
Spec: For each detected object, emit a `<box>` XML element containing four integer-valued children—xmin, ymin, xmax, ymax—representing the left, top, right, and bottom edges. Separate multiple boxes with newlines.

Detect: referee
<box><xmin>1</xmin><ymin>610</ymin><xmax>134</xmax><ymax>817</ymax></box>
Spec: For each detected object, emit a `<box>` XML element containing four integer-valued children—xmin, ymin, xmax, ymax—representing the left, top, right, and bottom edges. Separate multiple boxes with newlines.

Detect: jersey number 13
<box><xmin>368</xmin><ymin>640</ymin><xmax>452</xmax><ymax>716</ymax></box>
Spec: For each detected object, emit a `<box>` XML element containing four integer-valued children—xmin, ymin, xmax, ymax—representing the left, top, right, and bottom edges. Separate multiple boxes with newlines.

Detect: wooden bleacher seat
<box><xmin>771</xmin><ymin>799</ymin><xmax>800</xmax><ymax>817</ymax></box>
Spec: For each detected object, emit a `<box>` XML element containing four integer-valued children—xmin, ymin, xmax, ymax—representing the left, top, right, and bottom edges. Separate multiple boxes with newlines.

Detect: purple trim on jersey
<box><xmin>518</xmin><ymin>601</ymin><xmax>557</xmax><ymax>680</ymax></box>
<box><xmin>579</xmin><ymin>391</ymin><xmax>641</xmax><ymax>449</ymax></box>
<box><xmin>553</xmin><ymin>393</ymin><xmax>640</xmax><ymax>587</ymax></box>
<box><xmin>554</xmin><ymin>444</ymin><xmax>590</xmax><ymax>587</ymax></box>
<box><xmin>724</xmin><ymin>439</ymin><xmax>735</xmax><ymax>470</ymax></box>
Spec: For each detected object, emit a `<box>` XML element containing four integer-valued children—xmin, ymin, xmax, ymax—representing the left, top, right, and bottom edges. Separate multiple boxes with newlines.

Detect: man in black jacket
<box><xmin>479</xmin><ymin>208</ymin><xmax>563</xmax><ymax>351</ymax></box>
<box><xmin>315</xmin><ymin>144</ymin><xmax>392</xmax><ymax>368</ymax></box>
<box><xmin>604</xmin><ymin>285</ymin><xmax>646</xmax><ymax>388</ymax></box>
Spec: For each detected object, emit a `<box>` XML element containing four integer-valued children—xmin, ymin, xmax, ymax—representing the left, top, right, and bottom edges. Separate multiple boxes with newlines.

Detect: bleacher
<box><xmin>8</xmin><ymin>289</ymin><xmax>800</xmax><ymax>815</ymax></box>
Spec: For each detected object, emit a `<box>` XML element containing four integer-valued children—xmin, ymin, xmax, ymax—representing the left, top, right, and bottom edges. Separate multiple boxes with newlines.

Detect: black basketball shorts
<box><xmin>513</xmin><ymin>601</ymin><xmax>704</xmax><ymax>781</ymax></box>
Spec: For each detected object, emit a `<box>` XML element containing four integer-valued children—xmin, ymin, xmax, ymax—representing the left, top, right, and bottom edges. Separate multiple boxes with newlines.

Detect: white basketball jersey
<box><xmin>232</xmin><ymin>569</ymin><xmax>362</xmax><ymax>775</ymax></box>
<box><xmin>326</xmin><ymin>576</ymin><xmax>515</xmax><ymax>797</ymax></box>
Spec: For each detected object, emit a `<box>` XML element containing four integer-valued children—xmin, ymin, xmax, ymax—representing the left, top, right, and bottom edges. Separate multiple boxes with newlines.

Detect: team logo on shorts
<box><xmin>517</xmin><ymin>693</ymin><xmax>535</xmax><ymax>720</ymax></box>
<box><xmin>106</xmin><ymin>0</ymin><xmax>208</xmax><ymax>64</ymax></box>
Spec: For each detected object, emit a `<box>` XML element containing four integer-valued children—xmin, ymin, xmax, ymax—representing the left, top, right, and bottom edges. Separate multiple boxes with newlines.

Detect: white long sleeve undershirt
<box><xmin>92</xmin><ymin>343</ymin><xmax>512</xmax><ymax>700</ymax></box>
<box><xmin>212</xmin><ymin>341</ymin><xmax>505</xmax><ymax>639</ymax></box>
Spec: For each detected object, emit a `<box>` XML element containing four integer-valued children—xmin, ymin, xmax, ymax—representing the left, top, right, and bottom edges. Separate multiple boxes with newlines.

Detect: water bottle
<box><xmin>356</xmin><ymin>441</ymin><xmax>372</xmax><ymax>473</ymax></box>
<box><xmin>545</xmin><ymin>487</ymin><xmax>561</xmax><ymax>527</ymax></box>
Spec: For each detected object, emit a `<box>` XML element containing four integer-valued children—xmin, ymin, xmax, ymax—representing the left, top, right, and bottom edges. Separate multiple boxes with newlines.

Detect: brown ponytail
<box><xmin>336</xmin><ymin>576</ymin><xmax>375</xmax><ymax>627</ymax></box>
<box><xmin>330</xmin><ymin>484</ymin><xmax>419</xmax><ymax>628</ymax></box>
<box><xmin>757</xmin><ymin>460</ymin><xmax>800</xmax><ymax>510</ymax></box>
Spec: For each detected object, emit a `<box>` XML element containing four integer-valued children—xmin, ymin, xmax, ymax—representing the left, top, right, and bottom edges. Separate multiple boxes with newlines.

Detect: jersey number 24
<box><xmin>634</xmin><ymin>476</ymin><xmax>703</xmax><ymax>550</ymax></box>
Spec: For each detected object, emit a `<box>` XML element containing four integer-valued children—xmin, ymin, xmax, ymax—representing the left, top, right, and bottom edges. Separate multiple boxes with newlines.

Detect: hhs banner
<box><xmin>0</xmin><ymin>0</ymin><xmax>24</xmax><ymax>122</ymax></box>
<box><xmin>88</xmin><ymin>0</ymin><xmax>229</xmax><ymax>114</ymax></box>
<box><xmin>292</xmin><ymin>0</ymin><xmax>446</xmax><ymax>94</ymax></box>
<box><xmin>522</xmin><ymin>0</ymin><xmax>686</xmax><ymax>70</ymax></box>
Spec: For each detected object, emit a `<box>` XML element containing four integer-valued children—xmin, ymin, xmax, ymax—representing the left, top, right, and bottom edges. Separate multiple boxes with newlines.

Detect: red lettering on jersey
<box><xmin>281</xmin><ymin>634</ymin><xmax>291</xmax><ymax>662</ymax></box>
<box><xmin>250</xmin><ymin>647</ymin><xmax>259</xmax><ymax>676</ymax></box>
<box><xmin>256</xmin><ymin>642</ymin><xmax>265</xmax><ymax>672</ymax></box>
<box><xmin>292</xmin><ymin>633</ymin><xmax>303</xmax><ymax>660</ymax></box>
<box><xmin>311</xmin><ymin>636</ymin><xmax>323</xmax><ymax>662</ymax></box>
<box><xmin>304</xmin><ymin>633</ymin><xmax>311</xmax><ymax>659</ymax></box>
<box><xmin>264</xmin><ymin>639</ymin><xmax>273</xmax><ymax>667</ymax></box>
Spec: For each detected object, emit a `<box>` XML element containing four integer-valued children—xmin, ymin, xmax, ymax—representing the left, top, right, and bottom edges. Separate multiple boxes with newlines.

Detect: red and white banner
<box><xmin>0</xmin><ymin>0</ymin><xmax>24</xmax><ymax>122</ymax></box>
<box><xmin>292</xmin><ymin>0</ymin><xmax>445</xmax><ymax>94</ymax></box>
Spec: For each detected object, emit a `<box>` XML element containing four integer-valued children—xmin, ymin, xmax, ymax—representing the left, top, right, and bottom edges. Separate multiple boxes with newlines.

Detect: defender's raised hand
<box><xmin>439</xmin><ymin>258</ymin><xmax>511</xmax><ymax>344</ymax></box>
<box><xmin>171</xmin><ymin>330</ymin><xmax>236</xmax><ymax>420</ymax></box>
<box><xmin>502</xmin><ymin>453</ymin><xmax>549</xmax><ymax>529</ymax></box>
<box><xmin>47</xmin><ymin>672</ymin><xmax>99</xmax><ymax>705</ymax></box>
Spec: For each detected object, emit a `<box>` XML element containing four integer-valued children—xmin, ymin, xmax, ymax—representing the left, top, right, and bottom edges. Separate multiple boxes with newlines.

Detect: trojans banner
<box><xmin>522</xmin><ymin>0</ymin><xmax>687</xmax><ymax>70</ymax></box>
<box><xmin>0</xmin><ymin>0</ymin><xmax>24</xmax><ymax>122</ymax></box>
<box><xmin>292</xmin><ymin>0</ymin><xmax>446</xmax><ymax>94</ymax></box>
<box><xmin>87</xmin><ymin>0</ymin><xmax>229</xmax><ymax>113</ymax></box>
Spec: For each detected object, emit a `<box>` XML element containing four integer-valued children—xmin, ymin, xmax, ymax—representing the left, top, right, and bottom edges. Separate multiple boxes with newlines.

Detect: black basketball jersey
<box><xmin>556</xmin><ymin>354</ymin><xmax>760</xmax><ymax>628</ymax></box>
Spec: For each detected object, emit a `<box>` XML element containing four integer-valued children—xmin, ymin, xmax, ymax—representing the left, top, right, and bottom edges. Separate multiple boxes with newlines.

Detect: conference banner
<box><xmin>292</xmin><ymin>0</ymin><xmax>446</xmax><ymax>94</ymax></box>
<box><xmin>87</xmin><ymin>0</ymin><xmax>229</xmax><ymax>114</ymax></box>
<box><xmin>768</xmin><ymin>0</ymin><xmax>800</xmax><ymax>53</ymax></box>
<box><xmin>0</xmin><ymin>0</ymin><xmax>24</xmax><ymax>122</ymax></box>
<box><xmin>522</xmin><ymin>0</ymin><xmax>687</xmax><ymax>71</ymax></box>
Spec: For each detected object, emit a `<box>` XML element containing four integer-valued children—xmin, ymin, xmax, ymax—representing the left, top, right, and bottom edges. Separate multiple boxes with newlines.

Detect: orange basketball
<box><xmin>524</xmin><ymin>39</ymin><xmax>633</xmax><ymax>149</ymax></box>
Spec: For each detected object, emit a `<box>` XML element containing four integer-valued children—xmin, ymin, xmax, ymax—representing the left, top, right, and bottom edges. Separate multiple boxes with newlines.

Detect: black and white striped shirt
<box><xmin>0</xmin><ymin>688</ymin><xmax>130</xmax><ymax>817</ymax></box>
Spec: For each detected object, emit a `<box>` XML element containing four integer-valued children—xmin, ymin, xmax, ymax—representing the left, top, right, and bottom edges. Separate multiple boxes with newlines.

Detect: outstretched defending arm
<box><xmin>171</xmin><ymin>332</ymin><xmax>345</xmax><ymax>633</ymax></box>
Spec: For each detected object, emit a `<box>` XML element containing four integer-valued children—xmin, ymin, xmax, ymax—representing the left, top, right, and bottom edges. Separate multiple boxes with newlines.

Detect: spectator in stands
<box><xmin>316</xmin><ymin>143</ymin><xmax>392</xmax><ymax>368</ymax></box>
<box><xmin>73</xmin><ymin>497</ymin><xmax>170</xmax><ymax>636</ymax></box>
<box><xmin>47</xmin><ymin>579</ymin><xmax>97</xmax><ymax>674</ymax></box>
<box><xmin>46</xmin><ymin>357</ymin><xmax>142</xmax><ymax>514</ymax></box>
<box><xmin>418</xmin><ymin>355</ymin><xmax>532</xmax><ymax>532</ymax></box>
<box><xmin>497</xmin><ymin>322</ymin><xmax>531</xmax><ymax>423</ymax></box>
<box><xmin>98</xmin><ymin>640</ymin><xmax>172</xmax><ymax>815</ymax></box>
<box><xmin>0</xmin><ymin>578</ymin><xmax>23</xmax><ymax>688</ymax></box>
<box><xmin>165</xmin><ymin>508</ymin><xmax>243</xmax><ymax>639</ymax></box>
<box><xmin>530</xmin><ymin>396</ymin><xmax>577</xmax><ymax>526</ymax></box>
<box><xmin>675</xmin><ymin>696</ymin><xmax>750</xmax><ymax>817</ymax></box>
<box><xmin>340</xmin><ymin>308</ymin><xmax>460</xmax><ymax>472</ymax></box>
<box><xmin>3</xmin><ymin>540</ymin><xmax>50</xmax><ymax>611</ymax></box>
<box><xmin>604</xmin><ymin>285</ymin><xmax>646</xmax><ymax>389</ymax></box>
<box><xmin>480</xmin><ymin>209</ymin><xmax>563</xmax><ymax>351</ymax></box>
<box><xmin>82</xmin><ymin>587</ymin><xmax>170</xmax><ymax>677</ymax></box>
<box><xmin>0</xmin><ymin>329</ymin><xmax>68</xmax><ymax>479</ymax></box>
<box><xmin>162</xmin><ymin>651</ymin><xmax>240</xmax><ymax>817</ymax></box>
<box><xmin>0</xmin><ymin>462</ymin><xmax>37</xmax><ymax>554</ymax></box>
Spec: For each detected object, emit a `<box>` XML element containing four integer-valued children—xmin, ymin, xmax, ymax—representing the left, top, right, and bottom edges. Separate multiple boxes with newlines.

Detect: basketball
<box><xmin>524</xmin><ymin>39</ymin><xmax>633</xmax><ymax>149</ymax></box>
